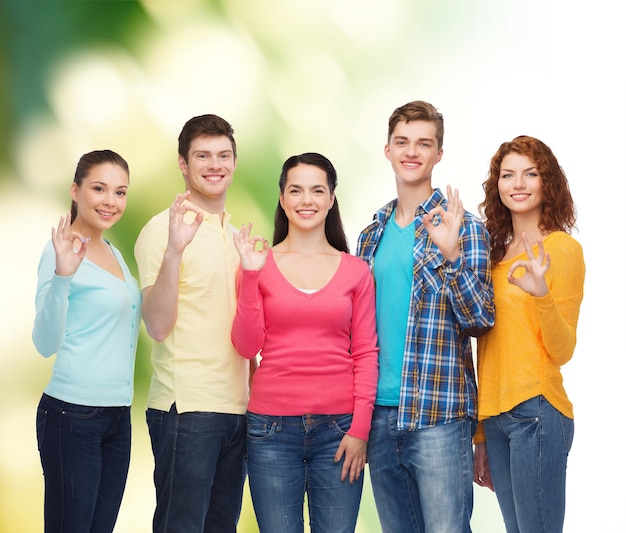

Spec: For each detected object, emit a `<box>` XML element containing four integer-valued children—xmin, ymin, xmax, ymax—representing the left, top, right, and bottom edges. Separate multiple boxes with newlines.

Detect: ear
<box><xmin>384</xmin><ymin>144</ymin><xmax>391</xmax><ymax>161</ymax></box>
<box><xmin>279</xmin><ymin>192</ymin><xmax>285</xmax><ymax>210</ymax></box>
<box><xmin>70</xmin><ymin>182</ymin><xmax>79</xmax><ymax>202</ymax></box>
<box><xmin>178</xmin><ymin>154</ymin><xmax>188</xmax><ymax>175</ymax></box>
<box><xmin>435</xmin><ymin>148</ymin><xmax>443</xmax><ymax>164</ymax></box>
<box><xmin>330</xmin><ymin>193</ymin><xmax>335</xmax><ymax>208</ymax></box>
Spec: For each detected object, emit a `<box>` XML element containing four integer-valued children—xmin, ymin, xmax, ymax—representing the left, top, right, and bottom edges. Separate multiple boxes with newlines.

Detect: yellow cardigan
<box><xmin>474</xmin><ymin>231</ymin><xmax>585</xmax><ymax>443</ymax></box>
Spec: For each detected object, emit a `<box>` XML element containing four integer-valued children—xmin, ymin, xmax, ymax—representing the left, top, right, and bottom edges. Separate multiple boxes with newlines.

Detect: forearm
<box><xmin>231</xmin><ymin>269</ymin><xmax>265</xmax><ymax>359</ymax></box>
<box><xmin>535</xmin><ymin>291</ymin><xmax>580</xmax><ymax>366</ymax></box>
<box><xmin>141</xmin><ymin>249</ymin><xmax>182</xmax><ymax>342</ymax></box>
<box><xmin>32</xmin><ymin>275</ymin><xmax>72</xmax><ymax>357</ymax></box>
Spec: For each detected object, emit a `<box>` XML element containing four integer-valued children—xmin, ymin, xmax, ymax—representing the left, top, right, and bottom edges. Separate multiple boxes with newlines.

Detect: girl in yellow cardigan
<box><xmin>474</xmin><ymin>136</ymin><xmax>585</xmax><ymax>533</ymax></box>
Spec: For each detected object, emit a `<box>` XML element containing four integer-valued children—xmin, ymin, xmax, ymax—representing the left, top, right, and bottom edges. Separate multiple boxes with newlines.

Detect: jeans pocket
<box><xmin>246</xmin><ymin>413</ymin><xmax>277</xmax><ymax>441</ymax></box>
<box><xmin>36</xmin><ymin>407</ymin><xmax>47</xmax><ymax>451</ymax></box>
<box><xmin>330</xmin><ymin>414</ymin><xmax>353</xmax><ymax>437</ymax></box>
<box><xmin>61</xmin><ymin>404</ymin><xmax>102</xmax><ymax>419</ymax></box>
<box><xmin>146</xmin><ymin>408</ymin><xmax>164</xmax><ymax>456</ymax></box>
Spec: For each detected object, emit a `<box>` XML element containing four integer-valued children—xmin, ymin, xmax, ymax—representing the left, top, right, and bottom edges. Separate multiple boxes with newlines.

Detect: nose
<box><xmin>206</xmin><ymin>155</ymin><xmax>221</xmax><ymax>168</ymax></box>
<box><xmin>103</xmin><ymin>191</ymin><xmax>115</xmax><ymax>205</ymax></box>
<box><xmin>406</xmin><ymin>142</ymin><xmax>418</xmax><ymax>157</ymax></box>
<box><xmin>512</xmin><ymin>174</ymin><xmax>525</xmax><ymax>188</ymax></box>
<box><xmin>301</xmin><ymin>190</ymin><xmax>313</xmax><ymax>204</ymax></box>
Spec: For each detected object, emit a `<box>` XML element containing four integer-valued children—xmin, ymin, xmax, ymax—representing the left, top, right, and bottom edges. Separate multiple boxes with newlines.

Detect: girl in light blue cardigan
<box><xmin>32</xmin><ymin>150</ymin><xmax>141</xmax><ymax>533</ymax></box>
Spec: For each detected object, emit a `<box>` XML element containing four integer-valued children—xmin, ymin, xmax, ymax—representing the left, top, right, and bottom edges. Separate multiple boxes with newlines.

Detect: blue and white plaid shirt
<box><xmin>357</xmin><ymin>188</ymin><xmax>495</xmax><ymax>430</ymax></box>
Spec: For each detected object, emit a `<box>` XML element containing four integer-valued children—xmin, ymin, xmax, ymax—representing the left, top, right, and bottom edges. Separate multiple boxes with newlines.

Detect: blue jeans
<box><xmin>146</xmin><ymin>404</ymin><xmax>246</xmax><ymax>533</ymax></box>
<box><xmin>368</xmin><ymin>406</ymin><xmax>475</xmax><ymax>533</ymax></box>
<box><xmin>483</xmin><ymin>395</ymin><xmax>574</xmax><ymax>533</ymax></box>
<box><xmin>36</xmin><ymin>393</ymin><xmax>131</xmax><ymax>533</ymax></box>
<box><xmin>246</xmin><ymin>412</ymin><xmax>364</xmax><ymax>533</ymax></box>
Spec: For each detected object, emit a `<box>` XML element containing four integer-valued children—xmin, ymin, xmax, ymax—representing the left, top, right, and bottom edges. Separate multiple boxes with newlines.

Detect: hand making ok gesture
<box><xmin>233</xmin><ymin>223</ymin><xmax>270</xmax><ymax>271</ymax></box>
<box><xmin>51</xmin><ymin>213</ymin><xmax>89</xmax><ymax>277</ymax></box>
<box><xmin>423</xmin><ymin>184</ymin><xmax>463</xmax><ymax>262</ymax></box>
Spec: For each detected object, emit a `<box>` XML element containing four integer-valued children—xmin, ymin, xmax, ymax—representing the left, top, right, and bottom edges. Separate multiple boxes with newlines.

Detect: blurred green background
<box><xmin>1</xmin><ymin>1</ymin><xmax>623</xmax><ymax>531</ymax></box>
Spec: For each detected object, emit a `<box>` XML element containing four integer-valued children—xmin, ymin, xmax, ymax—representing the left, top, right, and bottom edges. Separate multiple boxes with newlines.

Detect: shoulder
<box><xmin>340</xmin><ymin>253</ymin><xmax>374</xmax><ymax>280</ymax></box>
<box><xmin>135</xmin><ymin>209</ymin><xmax>169</xmax><ymax>243</ymax></box>
<box><xmin>544</xmin><ymin>231</ymin><xmax>584</xmax><ymax>259</ymax></box>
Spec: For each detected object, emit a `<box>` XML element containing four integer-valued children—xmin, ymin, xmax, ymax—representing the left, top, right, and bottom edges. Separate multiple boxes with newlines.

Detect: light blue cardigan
<box><xmin>32</xmin><ymin>240</ymin><xmax>142</xmax><ymax>406</ymax></box>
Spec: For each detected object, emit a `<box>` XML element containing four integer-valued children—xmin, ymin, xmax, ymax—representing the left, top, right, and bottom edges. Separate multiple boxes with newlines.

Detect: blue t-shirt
<box><xmin>373</xmin><ymin>210</ymin><xmax>416</xmax><ymax>405</ymax></box>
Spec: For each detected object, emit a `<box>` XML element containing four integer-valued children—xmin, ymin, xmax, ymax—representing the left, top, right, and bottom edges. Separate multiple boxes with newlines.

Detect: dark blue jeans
<box><xmin>146</xmin><ymin>404</ymin><xmax>246</xmax><ymax>533</ymax></box>
<box><xmin>36</xmin><ymin>393</ymin><xmax>131</xmax><ymax>533</ymax></box>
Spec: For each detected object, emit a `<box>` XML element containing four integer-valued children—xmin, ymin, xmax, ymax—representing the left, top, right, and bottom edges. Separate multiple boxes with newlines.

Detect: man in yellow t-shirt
<box><xmin>134</xmin><ymin>114</ymin><xmax>251</xmax><ymax>533</ymax></box>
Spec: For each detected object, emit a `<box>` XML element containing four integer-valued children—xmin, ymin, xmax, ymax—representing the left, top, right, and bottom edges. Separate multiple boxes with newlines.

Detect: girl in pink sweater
<box><xmin>231</xmin><ymin>152</ymin><xmax>378</xmax><ymax>533</ymax></box>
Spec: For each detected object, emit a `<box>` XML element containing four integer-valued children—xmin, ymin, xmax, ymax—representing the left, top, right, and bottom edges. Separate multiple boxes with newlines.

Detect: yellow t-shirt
<box><xmin>475</xmin><ymin>231</ymin><xmax>584</xmax><ymax>442</ymax></box>
<box><xmin>134</xmin><ymin>207</ymin><xmax>249</xmax><ymax>414</ymax></box>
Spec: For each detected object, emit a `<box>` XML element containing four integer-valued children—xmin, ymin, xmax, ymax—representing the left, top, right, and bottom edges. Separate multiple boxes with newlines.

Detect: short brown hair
<box><xmin>388</xmin><ymin>100</ymin><xmax>444</xmax><ymax>149</ymax></box>
<box><xmin>178</xmin><ymin>114</ymin><xmax>236</xmax><ymax>162</ymax></box>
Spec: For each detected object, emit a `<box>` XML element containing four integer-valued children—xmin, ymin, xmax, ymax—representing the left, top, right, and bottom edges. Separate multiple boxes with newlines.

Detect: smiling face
<box><xmin>178</xmin><ymin>134</ymin><xmax>236</xmax><ymax>211</ymax></box>
<box><xmin>498</xmin><ymin>152</ymin><xmax>544</xmax><ymax>219</ymax></box>
<box><xmin>279</xmin><ymin>163</ymin><xmax>335</xmax><ymax>232</ymax></box>
<box><xmin>385</xmin><ymin>120</ymin><xmax>443</xmax><ymax>189</ymax></box>
<box><xmin>70</xmin><ymin>162</ymin><xmax>129</xmax><ymax>233</ymax></box>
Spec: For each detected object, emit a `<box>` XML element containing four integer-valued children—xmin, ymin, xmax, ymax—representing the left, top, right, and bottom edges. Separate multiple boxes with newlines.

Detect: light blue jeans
<box><xmin>368</xmin><ymin>406</ymin><xmax>475</xmax><ymax>533</ymax></box>
<box><xmin>483</xmin><ymin>395</ymin><xmax>574</xmax><ymax>533</ymax></box>
<box><xmin>246</xmin><ymin>412</ymin><xmax>364</xmax><ymax>533</ymax></box>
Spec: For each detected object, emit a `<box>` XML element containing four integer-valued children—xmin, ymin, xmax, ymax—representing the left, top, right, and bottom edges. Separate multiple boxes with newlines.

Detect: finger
<box><xmin>536</xmin><ymin>238</ymin><xmax>546</xmax><ymax>264</ymax></box>
<box><xmin>521</xmin><ymin>233</ymin><xmax>537</xmax><ymax>260</ymax></box>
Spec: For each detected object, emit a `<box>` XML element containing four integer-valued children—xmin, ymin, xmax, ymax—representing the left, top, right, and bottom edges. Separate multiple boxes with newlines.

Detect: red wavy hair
<box><xmin>479</xmin><ymin>136</ymin><xmax>577</xmax><ymax>265</ymax></box>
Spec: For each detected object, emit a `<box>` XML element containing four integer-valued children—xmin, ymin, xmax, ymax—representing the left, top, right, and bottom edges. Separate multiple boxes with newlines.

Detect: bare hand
<box><xmin>507</xmin><ymin>233</ymin><xmax>550</xmax><ymax>297</ymax></box>
<box><xmin>423</xmin><ymin>185</ymin><xmax>462</xmax><ymax>262</ymax></box>
<box><xmin>233</xmin><ymin>223</ymin><xmax>269</xmax><ymax>271</ymax></box>
<box><xmin>334</xmin><ymin>434</ymin><xmax>367</xmax><ymax>484</ymax></box>
<box><xmin>473</xmin><ymin>442</ymin><xmax>494</xmax><ymax>491</ymax></box>
<box><xmin>51</xmin><ymin>213</ymin><xmax>89</xmax><ymax>277</ymax></box>
<box><xmin>166</xmin><ymin>192</ymin><xmax>204</xmax><ymax>255</ymax></box>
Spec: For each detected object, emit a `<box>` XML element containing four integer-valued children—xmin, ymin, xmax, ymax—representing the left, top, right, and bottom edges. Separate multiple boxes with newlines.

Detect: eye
<box><xmin>500</xmin><ymin>173</ymin><xmax>513</xmax><ymax>179</ymax></box>
<box><xmin>116</xmin><ymin>190</ymin><xmax>127</xmax><ymax>197</ymax></box>
<box><xmin>94</xmin><ymin>185</ymin><xmax>104</xmax><ymax>192</ymax></box>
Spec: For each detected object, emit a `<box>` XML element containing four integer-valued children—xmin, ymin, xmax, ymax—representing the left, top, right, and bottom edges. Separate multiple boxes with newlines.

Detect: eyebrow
<box><xmin>90</xmin><ymin>181</ymin><xmax>128</xmax><ymax>188</ymax></box>
<box><xmin>287</xmin><ymin>183</ymin><xmax>328</xmax><ymax>189</ymax></box>
<box><xmin>501</xmin><ymin>166</ymin><xmax>538</xmax><ymax>173</ymax></box>
<box><xmin>393</xmin><ymin>135</ymin><xmax>434</xmax><ymax>143</ymax></box>
<box><xmin>193</xmin><ymin>149</ymin><xmax>233</xmax><ymax>155</ymax></box>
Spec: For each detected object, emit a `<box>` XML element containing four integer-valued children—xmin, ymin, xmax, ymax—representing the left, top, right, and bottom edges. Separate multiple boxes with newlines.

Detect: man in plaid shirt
<box><xmin>357</xmin><ymin>100</ymin><xmax>495</xmax><ymax>533</ymax></box>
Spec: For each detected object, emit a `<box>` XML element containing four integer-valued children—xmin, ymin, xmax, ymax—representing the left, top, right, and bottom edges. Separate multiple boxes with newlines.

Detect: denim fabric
<box><xmin>146</xmin><ymin>404</ymin><xmax>246</xmax><ymax>533</ymax></box>
<box><xmin>36</xmin><ymin>393</ymin><xmax>131</xmax><ymax>533</ymax></box>
<box><xmin>246</xmin><ymin>412</ymin><xmax>364</xmax><ymax>533</ymax></box>
<box><xmin>367</xmin><ymin>406</ymin><xmax>475</xmax><ymax>533</ymax></box>
<box><xmin>483</xmin><ymin>395</ymin><xmax>574</xmax><ymax>533</ymax></box>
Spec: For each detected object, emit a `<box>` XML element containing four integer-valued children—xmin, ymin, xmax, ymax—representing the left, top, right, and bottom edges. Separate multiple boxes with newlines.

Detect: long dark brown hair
<box><xmin>479</xmin><ymin>135</ymin><xmax>576</xmax><ymax>265</ymax></box>
<box><xmin>273</xmin><ymin>152</ymin><xmax>349</xmax><ymax>253</ymax></box>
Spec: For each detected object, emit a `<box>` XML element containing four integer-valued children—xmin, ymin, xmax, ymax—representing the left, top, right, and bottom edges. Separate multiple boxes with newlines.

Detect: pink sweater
<box><xmin>231</xmin><ymin>251</ymin><xmax>379</xmax><ymax>441</ymax></box>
